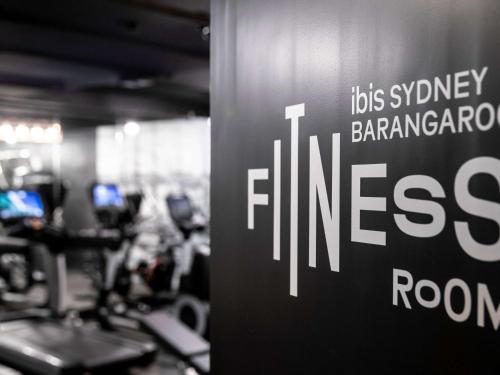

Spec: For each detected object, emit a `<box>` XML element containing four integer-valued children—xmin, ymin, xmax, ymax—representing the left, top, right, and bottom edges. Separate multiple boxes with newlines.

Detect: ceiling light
<box><xmin>30</xmin><ymin>125</ymin><xmax>45</xmax><ymax>142</ymax></box>
<box><xmin>0</xmin><ymin>119</ymin><xmax>63</xmax><ymax>144</ymax></box>
<box><xmin>15</xmin><ymin>124</ymin><xmax>30</xmax><ymax>141</ymax></box>
<box><xmin>0</xmin><ymin>122</ymin><xmax>13</xmax><ymax>138</ymax></box>
<box><xmin>124</xmin><ymin>121</ymin><xmax>140</xmax><ymax>136</ymax></box>
<box><xmin>45</xmin><ymin>125</ymin><xmax>62</xmax><ymax>143</ymax></box>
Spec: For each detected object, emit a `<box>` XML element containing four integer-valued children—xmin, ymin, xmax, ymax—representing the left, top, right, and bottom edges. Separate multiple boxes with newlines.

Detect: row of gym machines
<box><xmin>0</xmin><ymin>177</ymin><xmax>210</xmax><ymax>374</ymax></box>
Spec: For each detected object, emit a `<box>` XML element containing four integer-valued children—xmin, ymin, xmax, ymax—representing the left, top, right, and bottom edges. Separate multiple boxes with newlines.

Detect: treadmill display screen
<box><xmin>92</xmin><ymin>184</ymin><xmax>124</xmax><ymax>208</ymax></box>
<box><xmin>167</xmin><ymin>196</ymin><xmax>192</xmax><ymax>222</ymax></box>
<box><xmin>0</xmin><ymin>190</ymin><xmax>45</xmax><ymax>219</ymax></box>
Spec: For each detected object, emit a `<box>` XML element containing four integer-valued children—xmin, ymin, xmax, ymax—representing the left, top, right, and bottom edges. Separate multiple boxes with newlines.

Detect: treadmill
<box><xmin>0</xmin><ymin>190</ymin><xmax>157</xmax><ymax>374</ymax></box>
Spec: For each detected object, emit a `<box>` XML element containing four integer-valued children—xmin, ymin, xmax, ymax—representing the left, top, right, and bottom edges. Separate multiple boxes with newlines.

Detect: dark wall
<box><xmin>61</xmin><ymin>127</ymin><xmax>96</xmax><ymax>230</ymax></box>
<box><xmin>211</xmin><ymin>0</ymin><xmax>500</xmax><ymax>374</ymax></box>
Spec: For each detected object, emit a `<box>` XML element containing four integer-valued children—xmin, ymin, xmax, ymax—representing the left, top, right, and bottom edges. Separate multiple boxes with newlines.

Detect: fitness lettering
<box><xmin>246</xmin><ymin>69</ymin><xmax>500</xmax><ymax>331</ymax></box>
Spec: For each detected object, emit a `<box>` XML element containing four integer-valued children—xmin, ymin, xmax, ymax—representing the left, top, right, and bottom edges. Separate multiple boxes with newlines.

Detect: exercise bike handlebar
<box><xmin>0</xmin><ymin>236</ymin><xmax>33</xmax><ymax>254</ymax></box>
<box><xmin>6</xmin><ymin>222</ymin><xmax>125</xmax><ymax>253</ymax></box>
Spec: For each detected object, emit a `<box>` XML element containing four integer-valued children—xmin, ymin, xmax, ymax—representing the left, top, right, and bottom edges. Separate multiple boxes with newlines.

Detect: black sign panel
<box><xmin>211</xmin><ymin>0</ymin><xmax>500</xmax><ymax>373</ymax></box>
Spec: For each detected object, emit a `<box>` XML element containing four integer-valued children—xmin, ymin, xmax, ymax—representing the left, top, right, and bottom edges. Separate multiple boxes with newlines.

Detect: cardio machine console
<box><xmin>91</xmin><ymin>184</ymin><xmax>125</xmax><ymax>209</ymax></box>
<box><xmin>0</xmin><ymin>190</ymin><xmax>45</xmax><ymax>224</ymax></box>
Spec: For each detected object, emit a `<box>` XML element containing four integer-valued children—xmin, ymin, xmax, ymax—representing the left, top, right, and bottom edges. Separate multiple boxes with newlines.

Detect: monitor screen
<box><xmin>167</xmin><ymin>195</ymin><xmax>193</xmax><ymax>222</ymax></box>
<box><xmin>0</xmin><ymin>190</ymin><xmax>45</xmax><ymax>220</ymax></box>
<box><xmin>92</xmin><ymin>184</ymin><xmax>124</xmax><ymax>208</ymax></box>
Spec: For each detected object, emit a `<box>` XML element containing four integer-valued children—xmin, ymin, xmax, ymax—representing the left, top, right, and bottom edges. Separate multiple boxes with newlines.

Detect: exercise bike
<box><xmin>89</xmin><ymin>184</ymin><xmax>211</xmax><ymax>374</ymax></box>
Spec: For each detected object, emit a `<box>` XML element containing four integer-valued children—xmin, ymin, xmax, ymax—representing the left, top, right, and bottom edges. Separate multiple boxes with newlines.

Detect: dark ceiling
<box><xmin>0</xmin><ymin>0</ymin><xmax>210</xmax><ymax>126</ymax></box>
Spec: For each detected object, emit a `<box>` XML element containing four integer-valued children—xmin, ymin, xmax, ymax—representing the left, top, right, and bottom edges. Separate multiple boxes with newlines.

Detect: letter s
<box><xmin>394</xmin><ymin>175</ymin><xmax>446</xmax><ymax>238</ymax></box>
<box><xmin>454</xmin><ymin>157</ymin><xmax>500</xmax><ymax>261</ymax></box>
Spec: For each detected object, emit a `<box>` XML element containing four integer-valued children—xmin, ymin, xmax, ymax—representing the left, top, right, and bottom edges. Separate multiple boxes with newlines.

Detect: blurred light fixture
<box><xmin>45</xmin><ymin>127</ymin><xmax>60</xmax><ymax>143</ymax></box>
<box><xmin>30</xmin><ymin>125</ymin><xmax>44</xmax><ymax>142</ymax></box>
<box><xmin>15</xmin><ymin>123</ymin><xmax>30</xmax><ymax>142</ymax></box>
<box><xmin>0</xmin><ymin>122</ymin><xmax>13</xmax><ymax>138</ymax></box>
<box><xmin>124</xmin><ymin>121</ymin><xmax>140</xmax><ymax>136</ymax></box>
<box><xmin>0</xmin><ymin>120</ymin><xmax>63</xmax><ymax>144</ymax></box>
<box><xmin>201</xmin><ymin>25</ymin><xmax>210</xmax><ymax>41</ymax></box>
<box><xmin>121</xmin><ymin>78</ymin><xmax>154</xmax><ymax>89</ymax></box>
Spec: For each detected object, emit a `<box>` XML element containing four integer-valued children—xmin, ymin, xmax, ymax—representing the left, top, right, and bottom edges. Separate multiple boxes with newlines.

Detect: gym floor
<box><xmin>0</xmin><ymin>270</ymin><xmax>195</xmax><ymax>375</ymax></box>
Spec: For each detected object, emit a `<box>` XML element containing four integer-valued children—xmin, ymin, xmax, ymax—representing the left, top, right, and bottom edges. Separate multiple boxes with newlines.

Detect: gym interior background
<box><xmin>0</xmin><ymin>0</ymin><xmax>500</xmax><ymax>374</ymax></box>
<box><xmin>0</xmin><ymin>1</ymin><xmax>211</xmax><ymax>374</ymax></box>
